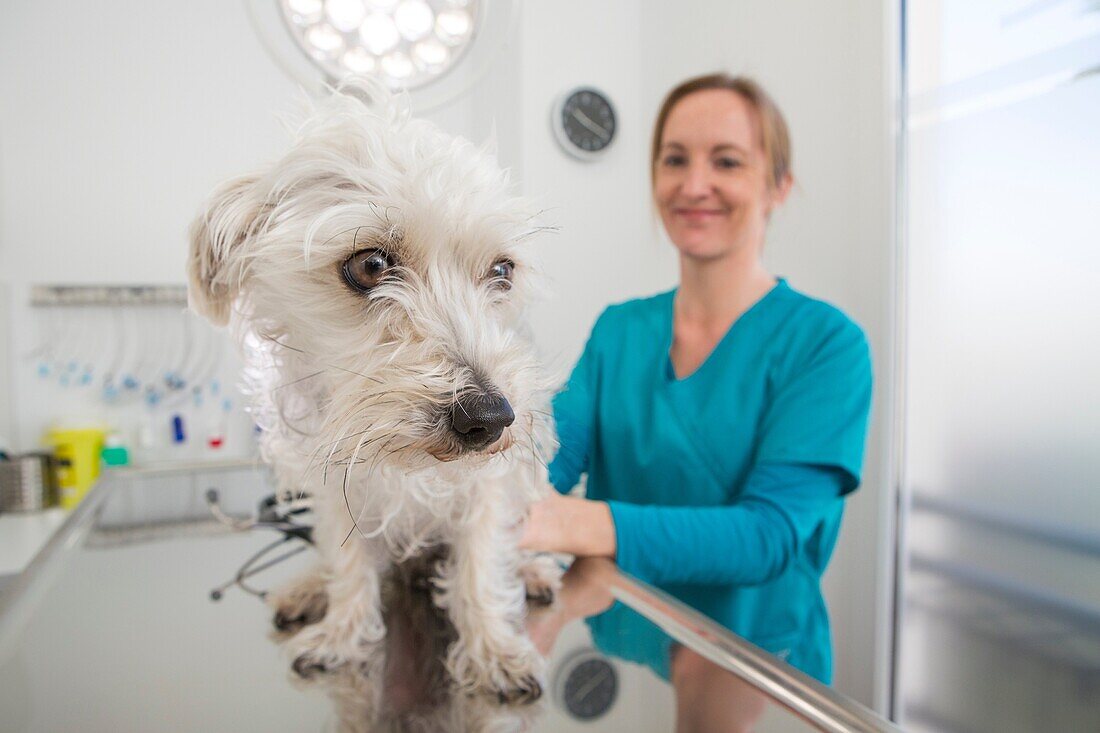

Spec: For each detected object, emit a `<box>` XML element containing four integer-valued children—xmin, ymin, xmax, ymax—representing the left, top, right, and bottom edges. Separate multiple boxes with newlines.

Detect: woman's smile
<box><xmin>672</xmin><ymin>206</ymin><xmax>728</xmax><ymax>223</ymax></box>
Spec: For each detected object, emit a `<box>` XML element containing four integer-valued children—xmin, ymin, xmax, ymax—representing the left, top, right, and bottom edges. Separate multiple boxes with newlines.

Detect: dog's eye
<box><xmin>342</xmin><ymin>248</ymin><xmax>394</xmax><ymax>292</ymax></box>
<box><xmin>487</xmin><ymin>258</ymin><xmax>515</xmax><ymax>290</ymax></box>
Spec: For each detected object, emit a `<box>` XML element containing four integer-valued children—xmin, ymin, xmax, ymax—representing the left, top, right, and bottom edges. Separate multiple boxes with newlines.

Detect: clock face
<box><xmin>561</xmin><ymin>655</ymin><xmax>618</xmax><ymax>720</ymax></box>
<box><xmin>556</xmin><ymin>88</ymin><xmax>616</xmax><ymax>158</ymax></box>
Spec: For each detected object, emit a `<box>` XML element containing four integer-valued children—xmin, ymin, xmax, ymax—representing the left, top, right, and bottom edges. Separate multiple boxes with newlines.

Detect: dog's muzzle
<box><xmin>450</xmin><ymin>391</ymin><xmax>515</xmax><ymax>452</ymax></box>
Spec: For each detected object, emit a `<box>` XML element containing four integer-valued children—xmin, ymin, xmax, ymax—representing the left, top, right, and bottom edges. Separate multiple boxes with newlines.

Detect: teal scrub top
<box><xmin>548</xmin><ymin>279</ymin><xmax>873</xmax><ymax>683</ymax></box>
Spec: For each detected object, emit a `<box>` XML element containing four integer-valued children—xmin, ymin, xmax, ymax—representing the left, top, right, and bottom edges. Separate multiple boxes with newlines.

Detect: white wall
<box><xmin>1</xmin><ymin>2</ymin><xmax>292</xmax><ymax>287</ymax></box>
<box><xmin>0</xmin><ymin>1</ymin><xmax>297</xmax><ymax>451</ymax></box>
<box><xmin>0</xmin><ymin>0</ymin><xmax>897</xmax><ymax>716</ymax></box>
<box><xmin>518</xmin><ymin>2</ymin><xmax>679</xmax><ymax>379</ymax></box>
<box><xmin>0</xmin><ymin>283</ymin><xmax>11</xmax><ymax>450</ymax></box>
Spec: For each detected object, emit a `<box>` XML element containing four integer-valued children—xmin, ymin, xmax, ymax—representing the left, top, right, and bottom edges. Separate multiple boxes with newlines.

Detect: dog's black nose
<box><xmin>451</xmin><ymin>392</ymin><xmax>515</xmax><ymax>449</ymax></box>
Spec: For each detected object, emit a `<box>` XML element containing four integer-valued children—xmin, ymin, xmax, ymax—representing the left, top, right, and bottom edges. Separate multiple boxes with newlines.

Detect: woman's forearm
<box><xmin>608</xmin><ymin>463</ymin><xmax>847</xmax><ymax>586</ymax></box>
<box><xmin>568</xmin><ymin>497</ymin><xmax>616</xmax><ymax>557</ymax></box>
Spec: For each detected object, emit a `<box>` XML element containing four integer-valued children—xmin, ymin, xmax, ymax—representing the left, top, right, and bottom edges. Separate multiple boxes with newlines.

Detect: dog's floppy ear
<box><xmin>187</xmin><ymin>173</ymin><xmax>266</xmax><ymax>326</ymax></box>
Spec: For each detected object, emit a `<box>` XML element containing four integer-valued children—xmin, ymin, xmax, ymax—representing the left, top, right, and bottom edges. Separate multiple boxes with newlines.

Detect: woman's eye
<box><xmin>342</xmin><ymin>248</ymin><xmax>395</xmax><ymax>292</ymax></box>
<box><xmin>488</xmin><ymin>258</ymin><xmax>515</xmax><ymax>290</ymax></box>
<box><xmin>662</xmin><ymin>155</ymin><xmax>687</xmax><ymax>167</ymax></box>
<box><xmin>716</xmin><ymin>157</ymin><xmax>742</xmax><ymax>169</ymax></box>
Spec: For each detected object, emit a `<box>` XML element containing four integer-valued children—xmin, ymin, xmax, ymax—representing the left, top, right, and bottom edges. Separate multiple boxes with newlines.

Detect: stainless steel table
<box><xmin>0</xmin><ymin>462</ymin><xmax>902</xmax><ymax>732</ymax></box>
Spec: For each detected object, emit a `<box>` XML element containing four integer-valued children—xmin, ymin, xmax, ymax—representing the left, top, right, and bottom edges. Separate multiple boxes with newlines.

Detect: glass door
<box><xmin>897</xmin><ymin>2</ymin><xmax>1100</xmax><ymax>730</ymax></box>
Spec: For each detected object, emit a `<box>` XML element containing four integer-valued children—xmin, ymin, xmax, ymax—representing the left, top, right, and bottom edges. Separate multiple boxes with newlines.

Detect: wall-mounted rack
<box><xmin>30</xmin><ymin>285</ymin><xmax>188</xmax><ymax>307</ymax></box>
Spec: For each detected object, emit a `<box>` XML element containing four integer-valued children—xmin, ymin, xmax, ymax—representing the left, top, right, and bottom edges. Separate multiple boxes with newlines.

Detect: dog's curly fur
<box><xmin>188</xmin><ymin>77</ymin><xmax>561</xmax><ymax>731</ymax></box>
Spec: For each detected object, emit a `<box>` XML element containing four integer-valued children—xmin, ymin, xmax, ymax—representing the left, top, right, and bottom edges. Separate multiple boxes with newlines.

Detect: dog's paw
<box><xmin>290</xmin><ymin>649</ymin><xmax>383</xmax><ymax>681</ymax></box>
<box><xmin>291</xmin><ymin>652</ymin><xmax>337</xmax><ymax>679</ymax></box>
<box><xmin>273</xmin><ymin>596</ymin><xmax>328</xmax><ymax>635</ymax></box>
<box><xmin>494</xmin><ymin>672</ymin><xmax>544</xmax><ymax>706</ymax></box>
<box><xmin>450</xmin><ymin>642</ymin><xmax>547</xmax><ymax>707</ymax></box>
<box><xmin>486</xmin><ymin>650</ymin><xmax>546</xmax><ymax>706</ymax></box>
<box><xmin>268</xmin><ymin>573</ymin><xmax>329</xmax><ymax>638</ymax></box>
<box><xmin>520</xmin><ymin>555</ymin><xmax>562</xmax><ymax>608</ymax></box>
<box><xmin>523</xmin><ymin>567</ymin><xmax>556</xmax><ymax>605</ymax></box>
<box><xmin>524</xmin><ymin>585</ymin><xmax>555</xmax><ymax>607</ymax></box>
<box><xmin>284</xmin><ymin>616</ymin><xmax>386</xmax><ymax>683</ymax></box>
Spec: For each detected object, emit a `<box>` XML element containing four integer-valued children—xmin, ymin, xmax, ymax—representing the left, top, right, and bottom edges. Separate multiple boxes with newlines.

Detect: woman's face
<box><xmin>654</xmin><ymin>89</ymin><xmax>790</xmax><ymax>262</ymax></box>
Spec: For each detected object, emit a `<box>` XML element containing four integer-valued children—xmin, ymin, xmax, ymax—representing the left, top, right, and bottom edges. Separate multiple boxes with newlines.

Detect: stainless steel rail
<box><xmin>29</xmin><ymin>284</ymin><xmax>189</xmax><ymax>307</ymax></box>
<box><xmin>611</xmin><ymin>570</ymin><xmax>905</xmax><ymax>733</ymax></box>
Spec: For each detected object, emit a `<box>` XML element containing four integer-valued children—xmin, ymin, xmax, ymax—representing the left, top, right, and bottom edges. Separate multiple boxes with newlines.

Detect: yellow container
<box><xmin>46</xmin><ymin>427</ymin><xmax>106</xmax><ymax>509</ymax></box>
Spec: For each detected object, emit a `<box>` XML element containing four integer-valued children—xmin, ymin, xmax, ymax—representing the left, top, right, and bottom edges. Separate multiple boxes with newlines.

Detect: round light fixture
<box><xmin>279</xmin><ymin>0</ymin><xmax>480</xmax><ymax>89</ymax></box>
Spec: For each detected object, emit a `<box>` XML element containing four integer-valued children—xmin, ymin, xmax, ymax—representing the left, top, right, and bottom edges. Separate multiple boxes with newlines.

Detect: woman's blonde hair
<box><xmin>651</xmin><ymin>73</ymin><xmax>792</xmax><ymax>190</ymax></box>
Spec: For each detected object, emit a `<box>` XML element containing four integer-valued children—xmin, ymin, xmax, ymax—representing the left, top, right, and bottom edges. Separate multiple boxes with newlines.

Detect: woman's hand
<box><xmin>558</xmin><ymin>556</ymin><xmax>617</xmax><ymax>617</ymax></box>
<box><xmin>519</xmin><ymin>494</ymin><xmax>617</xmax><ymax>558</ymax></box>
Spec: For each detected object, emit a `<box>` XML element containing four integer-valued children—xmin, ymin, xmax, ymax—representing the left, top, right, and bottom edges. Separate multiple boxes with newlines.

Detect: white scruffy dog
<box><xmin>188</xmin><ymin>77</ymin><xmax>560</xmax><ymax>730</ymax></box>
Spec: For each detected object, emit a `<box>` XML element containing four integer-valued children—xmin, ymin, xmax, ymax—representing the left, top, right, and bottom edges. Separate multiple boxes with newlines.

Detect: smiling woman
<box><xmin>520</xmin><ymin>73</ymin><xmax>873</xmax><ymax>733</ymax></box>
<box><xmin>652</xmin><ymin>80</ymin><xmax>792</xmax><ymax>274</ymax></box>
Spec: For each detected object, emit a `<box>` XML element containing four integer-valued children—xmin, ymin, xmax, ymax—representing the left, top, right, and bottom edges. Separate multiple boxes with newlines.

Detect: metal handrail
<box><xmin>610</xmin><ymin>571</ymin><xmax>905</xmax><ymax>733</ymax></box>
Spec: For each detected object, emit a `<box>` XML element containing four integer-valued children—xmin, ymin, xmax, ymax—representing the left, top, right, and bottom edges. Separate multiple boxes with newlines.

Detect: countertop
<box><xmin>0</xmin><ymin>508</ymin><xmax>67</xmax><ymax>577</ymax></box>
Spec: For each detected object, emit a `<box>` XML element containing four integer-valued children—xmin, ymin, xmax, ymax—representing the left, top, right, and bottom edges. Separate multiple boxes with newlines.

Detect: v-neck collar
<box><xmin>664</xmin><ymin>278</ymin><xmax>787</xmax><ymax>383</ymax></box>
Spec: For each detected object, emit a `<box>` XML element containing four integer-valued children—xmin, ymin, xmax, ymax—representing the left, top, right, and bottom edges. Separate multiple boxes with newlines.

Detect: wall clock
<box><xmin>552</xmin><ymin>87</ymin><xmax>617</xmax><ymax>160</ymax></box>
